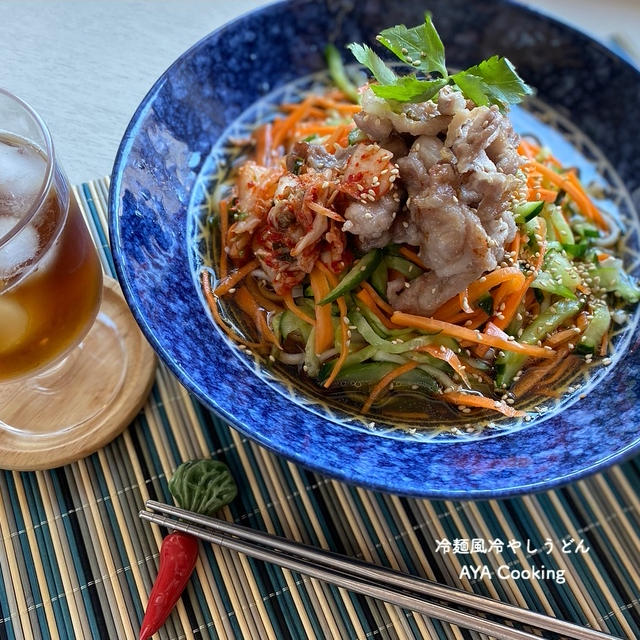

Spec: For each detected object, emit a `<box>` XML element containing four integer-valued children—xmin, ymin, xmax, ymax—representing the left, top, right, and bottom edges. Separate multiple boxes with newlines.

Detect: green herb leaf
<box><xmin>347</xmin><ymin>18</ymin><xmax>533</xmax><ymax>108</ymax></box>
<box><xmin>347</xmin><ymin>43</ymin><xmax>397</xmax><ymax>85</ymax></box>
<box><xmin>448</xmin><ymin>72</ymin><xmax>491</xmax><ymax>106</ymax></box>
<box><xmin>169</xmin><ymin>459</ymin><xmax>238</xmax><ymax>517</ymax></box>
<box><xmin>452</xmin><ymin>56</ymin><xmax>534</xmax><ymax>108</ymax></box>
<box><xmin>371</xmin><ymin>75</ymin><xmax>447</xmax><ymax>102</ymax></box>
<box><xmin>377</xmin><ymin>14</ymin><xmax>447</xmax><ymax>77</ymax></box>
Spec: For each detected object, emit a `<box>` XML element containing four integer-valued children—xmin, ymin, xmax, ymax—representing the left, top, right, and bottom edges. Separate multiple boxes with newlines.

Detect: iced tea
<box><xmin>0</xmin><ymin>135</ymin><xmax>103</xmax><ymax>381</ymax></box>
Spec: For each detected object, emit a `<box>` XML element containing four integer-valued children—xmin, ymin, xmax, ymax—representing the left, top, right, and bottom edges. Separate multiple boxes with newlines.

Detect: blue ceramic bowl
<box><xmin>109</xmin><ymin>0</ymin><xmax>640</xmax><ymax>498</ymax></box>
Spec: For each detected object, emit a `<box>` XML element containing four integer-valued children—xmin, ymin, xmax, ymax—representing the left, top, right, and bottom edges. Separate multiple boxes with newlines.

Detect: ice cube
<box><xmin>0</xmin><ymin>217</ymin><xmax>39</xmax><ymax>280</ymax></box>
<box><xmin>0</xmin><ymin>140</ymin><xmax>46</xmax><ymax>216</ymax></box>
<box><xmin>0</xmin><ymin>297</ymin><xmax>29</xmax><ymax>353</ymax></box>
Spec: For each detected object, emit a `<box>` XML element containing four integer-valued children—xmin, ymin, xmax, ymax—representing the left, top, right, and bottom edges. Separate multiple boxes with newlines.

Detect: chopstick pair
<box><xmin>140</xmin><ymin>500</ymin><xmax>619</xmax><ymax>640</ymax></box>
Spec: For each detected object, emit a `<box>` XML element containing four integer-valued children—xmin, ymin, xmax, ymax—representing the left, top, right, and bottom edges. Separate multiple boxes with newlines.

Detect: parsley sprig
<box><xmin>347</xmin><ymin>15</ymin><xmax>533</xmax><ymax>108</ymax></box>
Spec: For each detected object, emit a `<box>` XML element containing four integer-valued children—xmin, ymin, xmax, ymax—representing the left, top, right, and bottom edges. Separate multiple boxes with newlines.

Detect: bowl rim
<box><xmin>108</xmin><ymin>0</ymin><xmax>640</xmax><ymax>499</ymax></box>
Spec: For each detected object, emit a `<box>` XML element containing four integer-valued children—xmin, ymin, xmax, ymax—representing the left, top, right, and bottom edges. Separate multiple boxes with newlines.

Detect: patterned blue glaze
<box><xmin>109</xmin><ymin>0</ymin><xmax>640</xmax><ymax>498</ymax></box>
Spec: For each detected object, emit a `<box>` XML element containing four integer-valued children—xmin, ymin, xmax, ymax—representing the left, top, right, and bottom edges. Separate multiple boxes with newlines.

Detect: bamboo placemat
<box><xmin>0</xmin><ymin>177</ymin><xmax>638</xmax><ymax>639</ymax></box>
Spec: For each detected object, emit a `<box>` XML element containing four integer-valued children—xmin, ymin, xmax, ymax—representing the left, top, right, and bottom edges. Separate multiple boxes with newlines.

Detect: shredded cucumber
<box><xmin>495</xmin><ymin>299</ymin><xmax>583</xmax><ymax>388</ymax></box>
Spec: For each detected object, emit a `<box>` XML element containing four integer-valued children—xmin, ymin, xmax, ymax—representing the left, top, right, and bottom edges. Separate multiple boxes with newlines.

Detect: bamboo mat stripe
<box><xmin>0</xmin><ymin>176</ymin><xmax>638</xmax><ymax>638</ymax></box>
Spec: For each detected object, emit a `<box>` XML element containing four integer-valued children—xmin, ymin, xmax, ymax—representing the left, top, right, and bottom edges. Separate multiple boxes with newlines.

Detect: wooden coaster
<box><xmin>0</xmin><ymin>277</ymin><xmax>156</xmax><ymax>470</ymax></box>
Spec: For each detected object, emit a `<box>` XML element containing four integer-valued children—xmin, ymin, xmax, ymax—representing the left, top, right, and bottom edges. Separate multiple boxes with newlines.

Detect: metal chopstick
<box><xmin>141</xmin><ymin>501</ymin><xmax>619</xmax><ymax>640</ymax></box>
<box><xmin>141</xmin><ymin>509</ymin><xmax>541</xmax><ymax>640</ymax></box>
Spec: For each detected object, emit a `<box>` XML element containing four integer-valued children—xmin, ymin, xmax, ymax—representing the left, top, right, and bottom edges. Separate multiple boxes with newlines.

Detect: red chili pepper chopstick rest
<box><xmin>139</xmin><ymin>531</ymin><xmax>199</xmax><ymax>640</ymax></box>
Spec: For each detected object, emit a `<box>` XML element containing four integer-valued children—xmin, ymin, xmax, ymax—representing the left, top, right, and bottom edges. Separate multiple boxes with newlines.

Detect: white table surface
<box><xmin>0</xmin><ymin>0</ymin><xmax>638</xmax><ymax>186</ymax></box>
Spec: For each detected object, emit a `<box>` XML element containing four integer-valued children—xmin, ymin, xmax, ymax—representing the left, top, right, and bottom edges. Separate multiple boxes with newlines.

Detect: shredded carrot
<box><xmin>355</xmin><ymin>289</ymin><xmax>399</xmax><ymax>330</ymax></box>
<box><xmin>361</xmin><ymin>281</ymin><xmax>394</xmax><ymax>315</ymax></box>
<box><xmin>323</xmin><ymin>293</ymin><xmax>349</xmax><ymax>388</ymax></box>
<box><xmin>213</xmin><ymin>258</ymin><xmax>259</xmax><ymax>297</ymax></box>
<box><xmin>296</xmin><ymin>124</ymin><xmax>341</xmax><ymax>137</ymax></box>
<box><xmin>218</xmin><ymin>199</ymin><xmax>229</xmax><ymax>279</ymax></box>
<box><xmin>271</xmin><ymin>95</ymin><xmax>315</xmax><ymax>150</ymax></box>
<box><xmin>566</xmin><ymin>172</ymin><xmax>608</xmax><ymax>230</ymax></box>
<box><xmin>200</xmin><ymin>270</ymin><xmax>264</xmax><ymax>349</ymax></box>
<box><xmin>442</xmin><ymin>310</ymin><xmax>488</xmax><ymax>329</ymax></box>
<box><xmin>283</xmin><ymin>292</ymin><xmax>315</xmax><ymax>326</ymax></box>
<box><xmin>508</xmin><ymin>232</ymin><xmax>521</xmax><ymax>258</ymax></box>
<box><xmin>280</xmin><ymin>104</ymin><xmax>326</xmax><ymax>118</ymax></box>
<box><xmin>315</xmin><ymin>262</ymin><xmax>350</xmax><ymax>388</ymax></box>
<box><xmin>493</xmin><ymin>276</ymin><xmax>524</xmax><ymax>310</ymax></box>
<box><xmin>474</xmin><ymin>321</ymin><xmax>512</xmax><ymax>359</ymax></box>
<box><xmin>325</xmin><ymin>123</ymin><xmax>354</xmax><ymax>152</ymax></box>
<box><xmin>313</xmin><ymin>97</ymin><xmax>362</xmax><ymax>114</ymax></box>
<box><xmin>519</xmin><ymin>139</ymin><xmax>562</xmax><ymax>166</ymax></box>
<box><xmin>460</xmin><ymin>312</ymin><xmax>489</xmax><ymax>330</ymax></box>
<box><xmin>545</xmin><ymin>327</ymin><xmax>581</xmax><ymax>348</ymax></box>
<box><xmin>524</xmin><ymin>160</ymin><xmax>608</xmax><ymax>230</ymax></box>
<box><xmin>254</xmin><ymin>123</ymin><xmax>273</xmax><ymax>166</ymax></box>
<box><xmin>398</xmin><ymin>246</ymin><xmax>428</xmax><ymax>270</ymax></box>
<box><xmin>315</xmin><ymin>260</ymin><xmax>337</xmax><ymax>282</ymax></box>
<box><xmin>527</xmin><ymin>187</ymin><xmax>557</xmax><ymax>203</ymax></box>
<box><xmin>442</xmin><ymin>391</ymin><xmax>526</xmax><ymax>418</ymax></box>
<box><xmin>518</xmin><ymin>140</ymin><xmax>537</xmax><ymax>159</ymax></box>
<box><xmin>362</xmin><ymin>361</ymin><xmax>419</xmax><ymax>413</ymax></box>
<box><xmin>434</xmin><ymin>267</ymin><xmax>524</xmax><ymax>320</ymax></box>
<box><xmin>309</xmin><ymin>266</ymin><xmax>334</xmax><ymax>354</ymax></box>
<box><xmin>416</xmin><ymin>345</ymin><xmax>470</xmax><ymax>386</ymax></box>
<box><xmin>244</xmin><ymin>276</ymin><xmax>283</xmax><ymax>314</ymax></box>
<box><xmin>576</xmin><ymin>311</ymin><xmax>589</xmax><ymax>331</ymax></box>
<box><xmin>493</xmin><ymin>217</ymin><xmax>547</xmax><ymax>330</ymax></box>
<box><xmin>234</xmin><ymin>286</ymin><xmax>280</xmax><ymax>347</ymax></box>
<box><xmin>391</xmin><ymin>311</ymin><xmax>555</xmax><ymax>358</ymax></box>
<box><xmin>599</xmin><ymin>331</ymin><xmax>608</xmax><ymax>357</ymax></box>
<box><xmin>485</xmin><ymin>321</ymin><xmax>513</xmax><ymax>340</ymax></box>
<box><xmin>306</xmin><ymin>200</ymin><xmax>345</xmax><ymax>222</ymax></box>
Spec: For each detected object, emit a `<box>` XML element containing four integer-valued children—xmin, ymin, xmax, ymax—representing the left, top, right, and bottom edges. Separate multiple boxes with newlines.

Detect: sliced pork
<box><xmin>347</xmin><ymin>85</ymin><xmax>524</xmax><ymax>315</ymax></box>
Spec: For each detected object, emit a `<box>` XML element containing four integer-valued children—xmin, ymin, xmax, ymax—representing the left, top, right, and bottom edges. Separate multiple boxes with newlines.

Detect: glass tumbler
<box><xmin>0</xmin><ymin>88</ymin><xmax>127</xmax><ymax>438</ymax></box>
